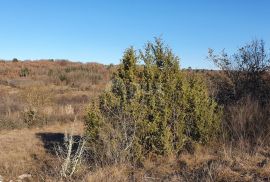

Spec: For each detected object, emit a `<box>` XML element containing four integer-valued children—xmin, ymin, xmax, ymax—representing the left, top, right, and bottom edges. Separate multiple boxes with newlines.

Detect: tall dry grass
<box><xmin>1</xmin><ymin>60</ymin><xmax>270</xmax><ymax>181</ymax></box>
<box><xmin>0</xmin><ymin>60</ymin><xmax>112</xmax><ymax>131</ymax></box>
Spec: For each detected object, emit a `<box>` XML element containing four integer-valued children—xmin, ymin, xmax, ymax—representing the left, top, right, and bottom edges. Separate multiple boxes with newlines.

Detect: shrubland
<box><xmin>208</xmin><ymin>39</ymin><xmax>270</xmax><ymax>150</ymax></box>
<box><xmin>83</xmin><ymin>39</ymin><xmax>270</xmax><ymax>181</ymax></box>
<box><xmin>0</xmin><ymin>60</ymin><xmax>111</xmax><ymax>130</ymax></box>
<box><xmin>1</xmin><ymin>39</ymin><xmax>270</xmax><ymax>181</ymax></box>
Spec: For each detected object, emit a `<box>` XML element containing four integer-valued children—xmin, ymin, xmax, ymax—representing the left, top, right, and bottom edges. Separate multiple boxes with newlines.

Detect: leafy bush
<box><xmin>12</xmin><ymin>58</ymin><xmax>19</xmax><ymax>62</ymax></box>
<box><xmin>85</xmin><ymin>39</ymin><xmax>222</xmax><ymax>165</ymax></box>
<box><xmin>59</xmin><ymin>73</ymin><xmax>68</xmax><ymax>82</ymax></box>
<box><xmin>22</xmin><ymin>109</ymin><xmax>38</xmax><ymax>126</ymax></box>
<box><xmin>19</xmin><ymin>67</ymin><xmax>30</xmax><ymax>77</ymax></box>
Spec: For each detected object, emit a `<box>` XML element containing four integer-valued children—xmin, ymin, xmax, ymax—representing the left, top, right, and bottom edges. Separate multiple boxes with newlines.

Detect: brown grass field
<box><xmin>0</xmin><ymin>60</ymin><xmax>270</xmax><ymax>181</ymax></box>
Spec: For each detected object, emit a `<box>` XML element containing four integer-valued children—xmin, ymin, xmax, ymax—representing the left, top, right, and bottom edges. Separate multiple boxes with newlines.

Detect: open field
<box><xmin>0</xmin><ymin>60</ymin><xmax>111</xmax><ymax>130</ymax></box>
<box><xmin>1</xmin><ymin>44</ymin><xmax>270</xmax><ymax>182</ymax></box>
<box><xmin>0</xmin><ymin>60</ymin><xmax>111</xmax><ymax>180</ymax></box>
<box><xmin>1</xmin><ymin>0</ymin><xmax>270</xmax><ymax>181</ymax></box>
<box><xmin>0</xmin><ymin>121</ymin><xmax>84</xmax><ymax>181</ymax></box>
<box><xmin>1</xmin><ymin>122</ymin><xmax>270</xmax><ymax>181</ymax></box>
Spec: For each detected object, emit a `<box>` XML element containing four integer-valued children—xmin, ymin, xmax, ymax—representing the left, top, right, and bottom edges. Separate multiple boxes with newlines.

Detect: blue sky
<box><xmin>0</xmin><ymin>0</ymin><xmax>269</xmax><ymax>68</ymax></box>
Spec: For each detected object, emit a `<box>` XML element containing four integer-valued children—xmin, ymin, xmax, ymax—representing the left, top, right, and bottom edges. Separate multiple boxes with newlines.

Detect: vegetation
<box><xmin>19</xmin><ymin>67</ymin><xmax>30</xmax><ymax>77</ymax></box>
<box><xmin>0</xmin><ymin>60</ymin><xmax>111</xmax><ymax>130</ymax></box>
<box><xmin>1</xmin><ymin>39</ymin><xmax>270</xmax><ymax>181</ymax></box>
<box><xmin>208</xmin><ymin>39</ymin><xmax>270</xmax><ymax>104</ymax></box>
<box><xmin>85</xmin><ymin>39</ymin><xmax>221</xmax><ymax>166</ymax></box>
<box><xmin>208</xmin><ymin>39</ymin><xmax>270</xmax><ymax>149</ymax></box>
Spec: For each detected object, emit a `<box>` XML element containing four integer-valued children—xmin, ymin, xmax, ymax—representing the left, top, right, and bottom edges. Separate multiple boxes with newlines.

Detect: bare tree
<box><xmin>208</xmin><ymin>39</ymin><xmax>270</xmax><ymax>103</ymax></box>
<box><xmin>55</xmin><ymin>121</ymin><xmax>86</xmax><ymax>179</ymax></box>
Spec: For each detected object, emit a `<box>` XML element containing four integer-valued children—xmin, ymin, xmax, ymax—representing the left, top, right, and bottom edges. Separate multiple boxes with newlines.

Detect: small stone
<box><xmin>18</xmin><ymin>174</ymin><xmax>32</xmax><ymax>180</ymax></box>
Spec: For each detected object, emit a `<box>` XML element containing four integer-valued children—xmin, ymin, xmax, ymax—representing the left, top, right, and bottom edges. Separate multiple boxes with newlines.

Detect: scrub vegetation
<box><xmin>1</xmin><ymin>39</ymin><xmax>270</xmax><ymax>181</ymax></box>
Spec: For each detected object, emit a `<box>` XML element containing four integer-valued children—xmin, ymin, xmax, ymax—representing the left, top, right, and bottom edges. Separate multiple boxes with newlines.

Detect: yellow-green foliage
<box><xmin>85</xmin><ymin>39</ymin><xmax>222</xmax><ymax>165</ymax></box>
<box><xmin>181</xmin><ymin>72</ymin><xmax>221</xmax><ymax>143</ymax></box>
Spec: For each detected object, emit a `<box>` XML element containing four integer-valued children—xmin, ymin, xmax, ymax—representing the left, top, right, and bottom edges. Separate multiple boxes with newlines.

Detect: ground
<box><xmin>0</xmin><ymin>121</ymin><xmax>84</xmax><ymax>181</ymax></box>
<box><xmin>1</xmin><ymin>61</ymin><xmax>270</xmax><ymax>181</ymax></box>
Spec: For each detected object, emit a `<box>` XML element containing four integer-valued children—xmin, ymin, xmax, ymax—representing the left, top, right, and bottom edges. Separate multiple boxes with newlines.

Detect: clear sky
<box><xmin>0</xmin><ymin>0</ymin><xmax>269</xmax><ymax>68</ymax></box>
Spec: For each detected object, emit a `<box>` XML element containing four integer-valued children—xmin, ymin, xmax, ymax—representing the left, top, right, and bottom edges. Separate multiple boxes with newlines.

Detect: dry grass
<box><xmin>0</xmin><ymin>60</ymin><xmax>112</xmax><ymax>181</ymax></box>
<box><xmin>82</xmin><ymin>144</ymin><xmax>270</xmax><ymax>181</ymax></box>
<box><xmin>139</xmin><ymin>146</ymin><xmax>269</xmax><ymax>181</ymax></box>
<box><xmin>0</xmin><ymin>60</ymin><xmax>112</xmax><ymax>131</ymax></box>
<box><xmin>1</xmin><ymin>60</ymin><xmax>270</xmax><ymax>181</ymax></box>
<box><xmin>0</xmin><ymin>121</ymin><xmax>84</xmax><ymax>181</ymax></box>
<box><xmin>86</xmin><ymin>165</ymin><xmax>130</xmax><ymax>182</ymax></box>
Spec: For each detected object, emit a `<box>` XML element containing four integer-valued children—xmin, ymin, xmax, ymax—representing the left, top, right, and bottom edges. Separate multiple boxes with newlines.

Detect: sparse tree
<box><xmin>208</xmin><ymin>39</ymin><xmax>270</xmax><ymax>104</ymax></box>
<box><xmin>12</xmin><ymin>58</ymin><xmax>19</xmax><ymax>62</ymax></box>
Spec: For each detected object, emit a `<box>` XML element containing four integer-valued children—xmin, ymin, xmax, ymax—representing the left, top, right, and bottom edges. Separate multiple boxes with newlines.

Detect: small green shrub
<box><xmin>22</xmin><ymin>109</ymin><xmax>37</xmax><ymax>126</ymax></box>
<box><xmin>12</xmin><ymin>58</ymin><xmax>19</xmax><ymax>62</ymax></box>
<box><xmin>48</xmin><ymin>69</ymin><xmax>54</xmax><ymax>76</ymax></box>
<box><xmin>19</xmin><ymin>67</ymin><xmax>30</xmax><ymax>77</ymax></box>
<box><xmin>22</xmin><ymin>109</ymin><xmax>48</xmax><ymax>128</ymax></box>
<box><xmin>59</xmin><ymin>73</ymin><xmax>68</xmax><ymax>82</ymax></box>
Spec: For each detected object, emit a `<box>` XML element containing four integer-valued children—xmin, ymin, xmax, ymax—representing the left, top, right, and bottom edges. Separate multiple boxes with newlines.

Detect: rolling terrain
<box><xmin>0</xmin><ymin>59</ymin><xmax>270</xmax><ymax>181</ymax></box>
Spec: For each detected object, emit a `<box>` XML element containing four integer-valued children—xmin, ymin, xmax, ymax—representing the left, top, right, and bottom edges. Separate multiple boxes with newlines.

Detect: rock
<box><xmin>0</xmin><ymin>175</ymin><xmax>3</xmax><ymax>182</ymax></box>
<box><xmin>18</xmin><ymin>174</ymin><xmax>32</xmax><ymax>180</ymax></box>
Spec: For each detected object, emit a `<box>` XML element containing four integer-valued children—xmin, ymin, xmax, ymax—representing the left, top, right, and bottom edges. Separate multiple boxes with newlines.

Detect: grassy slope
<box><xmin>0</xmin><ymin>60</ymin><xmax>109</xmax><ymax>180</ymax></box>
<box><xmin>0</xmin><ymin>121</ymin><xmax>84</xmax><ymax>181</ymax></box>
<box><xmin>0</xmin><ymin>60</ymin><xmax>111</xmax><ymax>130</ymax></box>
<box><xmin>0</xmin><ymin>61</ymin><xmax>270</xmax><ymax>181</ymax></box>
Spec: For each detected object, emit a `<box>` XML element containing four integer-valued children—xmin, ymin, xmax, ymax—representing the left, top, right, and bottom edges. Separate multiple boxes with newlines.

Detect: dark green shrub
<box><xmin>85</xmin><ymin>39</ymin><xmax>222</xmax><ymax>165</ymax></box>
<box><xmin>23</xmin><ymin>109</ymin><xmax>37</xmax><ymax>126</ymax></box>
<box><xmin>59</xmin><ymin>73</ymin><xmax>67</xmax><ymax>82</ymax></box>
<box><xmin>48</xmin><ymin>69</ymin><xmax>54</xmax><ymax>76</ymax></box>
<box><xmin>22</xmin><ymin>109</ymin><xmax>48</xmax><ymax>128</ymax></box>
<box><xmin>19</xmin><ymin>67</ymin><xmax>30</xmax><ymax>77</ymax></box>
<box><xmin>12</xmin><ymin>58</ymin><xmax>19</xmax><ymax>62</ymax></box>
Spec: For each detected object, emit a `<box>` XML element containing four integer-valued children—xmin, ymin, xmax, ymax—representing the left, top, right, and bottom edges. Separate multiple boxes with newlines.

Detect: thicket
<box><xmin>208</xmin><ymin>39</ymin><xmax>270</xmax><ymax>148</ymax></box>
<box><xmin>85</xmin><ymin>39</ymin><xmax>222</xmax><ymax>165</ymax></box>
